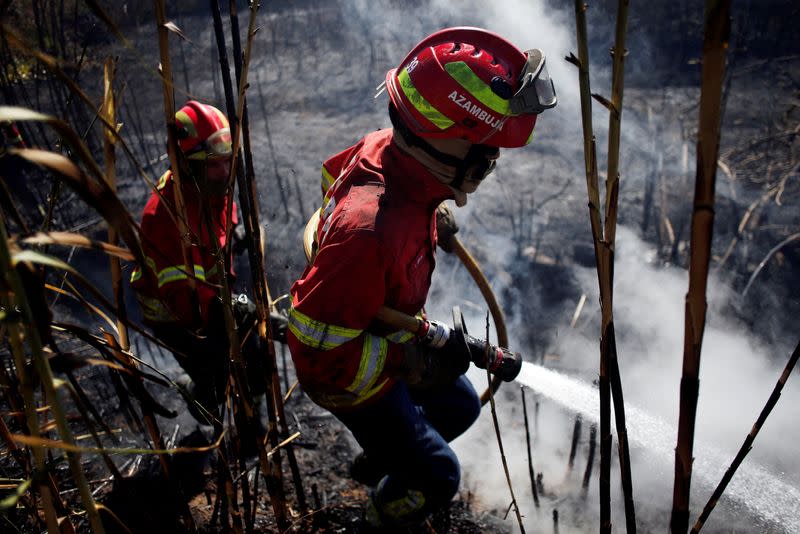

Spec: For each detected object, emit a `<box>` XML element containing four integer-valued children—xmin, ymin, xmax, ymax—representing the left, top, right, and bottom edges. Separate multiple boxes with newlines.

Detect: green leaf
<box><xmin>0</xmin><ymin>479</ymin><xmax>31</xmax><ymax>510</ymax></box>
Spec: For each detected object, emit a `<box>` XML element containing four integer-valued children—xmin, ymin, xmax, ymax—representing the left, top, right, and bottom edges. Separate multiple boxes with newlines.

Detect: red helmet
<box><xmin>385</xmin><ymin>27</ymin><xmax>556</xmax><ymax>148</ymax></box>
<box><xmin>174</xmin><ymin>101</ymin><xmax>232</xmax><ymax>160</ymax></box>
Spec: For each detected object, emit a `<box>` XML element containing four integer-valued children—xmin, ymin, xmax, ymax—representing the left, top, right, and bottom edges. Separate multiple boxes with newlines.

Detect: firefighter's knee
<box><xmin>462</xmin><ymin>384</ymin><xmax>481</xmax><ymax>427</ymax></box>
<box><xmin>427</xmin><ymin>447</ymin><xmax>461</xmax><ymax>505</ymax></box>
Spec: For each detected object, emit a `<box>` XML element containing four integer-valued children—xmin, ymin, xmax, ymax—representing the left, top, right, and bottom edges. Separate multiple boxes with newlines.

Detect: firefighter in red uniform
<box><xmin>288</xmin><ymin>27</ymin><xmax>556</xmax><ymax>529</ymax></box>
<box><xmin>130</xmin><ymin>101</ymin><xmax>263</xmax><ymax>425</ymax></box>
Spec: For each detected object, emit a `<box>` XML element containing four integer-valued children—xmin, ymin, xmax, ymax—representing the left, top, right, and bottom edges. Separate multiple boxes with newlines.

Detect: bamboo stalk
<box><xmin>567</xmin><ymin>414</ymin><xmax>582</xmax><ymax>472</ymax></box>
<box><xmin>583</xmin><ymin>423</ymin><xmax>598</xmax><ymax>491</ymax></box>
<box><xmin>741</xmin><ymin>233</ymin><xmax>800</xmax><ymax>298</ymax></box>
<box><xmin>569</xmin><ymin>3</ymin><xmax>611</xmax><ymax>531</ymax></box>
<box><xmin>606</xmin><ymin>326</ymin><xmax>635</xmax><ymax>532</ymax></box>
<box><xmin>209</xmin><ymin>1</ymin><xmax>292</xmax><ymax>526</ymax></box>
<box><xmin>101</xmin><ymin>56</ymin><xmax>129</xmax><ymax>354</ymax></box>
<box><xmin>10</xmin><ymin>326</ymin><xmax>62</xmax><ymax>532</ymax></box>
<box><xmin>254</xmin><ymin>69</ymin><xmax>290</xmax><ymax>221</ymax></box>
<box><xmin>671</xmin><ymin>2</ymin><xmax>732</xmax><ymax>532</ymax></box>
<box><xmin>601</xmin><ymin>3</ymin><xmax>637</xmax><ymax>531</ymax></box>
<box><xmin>690</xmin><ymin>339</ymin><xmax>800</xmax><ymax>532</ymax></box>
<box><xmin>570</xmin><ymin>1</ymin><xmax>637</xmax><ymax>530</ymax></box>
<box><xmin>0</xmin><ymin>223</ymin><xmax>102</xmax><ymax>532</ymax></box>
<box><xmin>603</xmin><ymin>0</ymin><xmax>629</xmax><ymax>247</ymax></box>
<box><xmin>104</xmin><ymin>331</ymin><xmax>195</xmax><ymax>530</ymax></box>
<box><xmin>153</xmin><ymin>0</ymin><xmax>198</xmax><ymax>324</ymax></box>
<box><xmin>485</xmin><ymin>314</ymin><xmax>525</xmax><ymax>533</ymax></box>
<box><xmin>521</xmin><ymin>386</ymin><xmax>540</xmax><ymax>507</ymax></box>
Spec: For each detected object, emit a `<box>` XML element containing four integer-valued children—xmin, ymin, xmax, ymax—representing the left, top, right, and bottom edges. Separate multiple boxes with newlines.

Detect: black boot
<box><xmin>349</xmin><ymin>451</ymin><xmax>385</xmax><ymax>487</ymax></box>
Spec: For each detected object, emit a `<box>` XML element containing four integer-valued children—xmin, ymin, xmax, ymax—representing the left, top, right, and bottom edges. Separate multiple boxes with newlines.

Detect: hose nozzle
<box><xmin>451</xmin><ymin>306</ymin><xmax>523</xmax><ymax>382</ymax></box>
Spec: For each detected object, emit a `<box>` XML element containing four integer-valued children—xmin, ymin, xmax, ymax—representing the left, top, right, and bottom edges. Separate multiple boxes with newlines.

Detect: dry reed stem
<box><xmin>570</xmin><ymin>0</ymin><xmax>637</xmax><ymax>530</ymax></box>
<box><xmin>0</xmin><ymin>32</ymin><xmax>184</xmax><ymax>235</ymax></box>
<box><xmin>101</xmin><ymin>56</ymin><xmax>129</xmax><ymax>352</ymax></box>
<box><xmin>690</xmin><ymin>339</ymin><xmax>800</xmax><ymax>532</ymax></box>
<box><xmin>209</xmin><ymin>0</ymin><xmax>290</xmax><ymax>526</ymax></box>
<box><xmin>599</xmin><ymin>4</ymin><xmax>638</xmax><ymax>531</ymax></box>
<box><xmin>235</xmin><ymin>0</ymin><xmax>309</xmax><ymax>520</ymax></box>
<box><xmin>569</xmin><ymin>3</ymin><xmax>611</xmax><ymax>530</ymax></box>
<box><xmin>671</xmin><ymin>2</ymin><xmax>732</xmax><ymax>532</ymax></box>
<box><xmin>741</xmin><ymin>232</ymin><xmax>800</xmax><ymax>298</ymax></box>
<box><xmin>0</xmin><ymin>220</ymin><xmax>104</xmax><ymax>532</ymax></box>
<box><xmin>520</xmin><ymin>386</ymin><xmax>540</xmax><ymax>507</ymax></box>
<box><xmin>154</xmin><ymin>0</ymin><xmax>197</xmax><ymax>323</ymax></box>
<box><xmin>10</xmin><ymin>431</ymin><xmax>226</xmax><ymax>457</ymax></box>
<box><xmin>2</xmin><ymin>317</ymin><xmax>61</xmax><ymax>531</ymax></box>
<box><xmin>484</xmin><ymin>314</ymin><xmax>525</xmax><ymax>533</ymax></box>
<box><xmin>603</xmin><ymin>0</ymin><xmax>630</xmax><ymax>246</ymax></box>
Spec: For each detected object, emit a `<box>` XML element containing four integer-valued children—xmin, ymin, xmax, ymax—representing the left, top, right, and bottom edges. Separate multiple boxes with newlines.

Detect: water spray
<box><xmin>514</xmin><ymin>362</ymin><xmax>800</xmax><ymax>533</ymax></box>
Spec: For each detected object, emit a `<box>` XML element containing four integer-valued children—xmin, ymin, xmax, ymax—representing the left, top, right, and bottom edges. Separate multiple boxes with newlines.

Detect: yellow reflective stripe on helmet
<box><xmin>175</xmin><ymin>110</ymin><xmax>198</xmax><ymax>138</ymax></box>
<box><xmin>208</xmin><ymin>106</ymin><xmax>230</xmax><ymax>129</ymax></box>
<box><xmin>287</xmin><ymin>307</ymin><xmax>362</xmax><ymax>350</ymax></box>
<box><xmin>346</xmin><ymin>333</ymin><xmax>388</xmax><ymax>396</ymax></box>
<box><xmin>398</xmin><ymin>68</ymin><xmax>454</xmax><ymax>130</ymax></box>
<box><xmin>321</xmin><ymin>165</ymin><xmax>335</xmax><ymax>196</ymax></box>
<box><xmin>444</xmin><ymin>61</ymin><xmax>512</xmax><ymax>116</ymax></box>
<box><xmin>525</xmin><ymin>128</ymin><xmax>535</xmax><ymax>145</ymax></box>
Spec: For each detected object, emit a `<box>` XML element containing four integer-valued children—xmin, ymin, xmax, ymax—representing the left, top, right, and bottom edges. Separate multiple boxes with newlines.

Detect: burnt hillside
<box><xmin>1</xmin><ymin>1</ymin><xmax>798</xmax><ymax>533</ymax></box>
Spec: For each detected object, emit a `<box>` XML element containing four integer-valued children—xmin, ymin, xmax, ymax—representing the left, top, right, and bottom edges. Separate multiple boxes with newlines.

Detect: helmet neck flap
<box><xmin>390</xmin><ymin>103</ymin><xmax>498</xmax><ymax>206</ymax></box>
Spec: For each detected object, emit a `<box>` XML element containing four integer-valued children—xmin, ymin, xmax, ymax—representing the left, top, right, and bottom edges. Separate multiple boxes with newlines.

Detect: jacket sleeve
<box><xmin>139</xmin><ymin>201</ymin><xmax>220</xmax><ymax>331</ymax></box>
<box><xmin>287</xmin><ymin>226</ymin><xmax>406</xmax><ymax>401</ymax></box>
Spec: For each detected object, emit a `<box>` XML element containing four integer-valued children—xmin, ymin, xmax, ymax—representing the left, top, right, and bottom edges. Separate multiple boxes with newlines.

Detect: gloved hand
<box><xmin>436</xmin><ymin>203</ymin><xmax>458</xmax><ymax>254</ymax></box>
<box><xmin>232</xmin><ymin>293</ymin><xmax>257</xmax><ymax>330</ymax></box>
<box><xmin>415</xmin><ymin>307</ymin><xmax>523</xmax><ymax>383</ymax></box>
<box><xmin>232</xmin><ymin>222</ymin><xmax>248</xmax><ymax>256</ymax></box>
<box><xmin>399</xmin><ymin>334</ymin><xmax>470</xmax><ymax>388</ymax></box>
<box><xmin>230</xmin><ymin>294</ymin><xmax>290</xmax><ymax>344</ymax></box>
<box><xmin>269</xmin><ymin>311</ymin><xmax>288</xmax><ymax>344</ymax></box>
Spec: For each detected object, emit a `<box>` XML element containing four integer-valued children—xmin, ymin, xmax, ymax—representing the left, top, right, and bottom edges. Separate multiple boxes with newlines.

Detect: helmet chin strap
<box><xmin>389</xmin><ymin>104</ymin><xmax>498</xmax><ymax>200</ymax></box>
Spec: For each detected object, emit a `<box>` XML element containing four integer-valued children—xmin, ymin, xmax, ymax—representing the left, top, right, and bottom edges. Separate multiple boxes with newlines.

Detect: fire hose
<box><xmin>302</xmin><ymin>208</ymin><xmax>517</xmax><ymax>405</ymax></box>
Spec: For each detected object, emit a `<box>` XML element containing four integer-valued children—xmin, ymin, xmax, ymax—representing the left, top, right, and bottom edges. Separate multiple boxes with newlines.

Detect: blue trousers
<box><xmin>335</xmin><ymin>376</ymin><xmax>481</xmax><ymax>517</ymax></box>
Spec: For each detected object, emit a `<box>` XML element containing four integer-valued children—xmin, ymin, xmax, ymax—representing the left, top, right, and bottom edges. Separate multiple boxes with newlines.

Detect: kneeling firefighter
<box><xmin>287</xmin><ymin>27</ymin><xmax>556</xmax><ymax>529</ymax></box>
<box><xmin>130</xmin><ymin>101</ymin><xmax>266</xmax><ymax>429</ymax></box>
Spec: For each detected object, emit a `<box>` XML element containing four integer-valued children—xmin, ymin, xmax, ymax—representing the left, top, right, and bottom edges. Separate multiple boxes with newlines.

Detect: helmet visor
<box><xmin>187</xmin><ymin>127</ymin><xmax>233</xmax><ymax>160</ymax></box>
<box><xmin>509</xmin><ymin>49</ymin><xmax>557</xmax><ymax>115</ymax></box>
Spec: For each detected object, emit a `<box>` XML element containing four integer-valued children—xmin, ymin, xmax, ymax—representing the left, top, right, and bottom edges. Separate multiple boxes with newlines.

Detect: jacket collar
<box><xmin>383</xmin><ymin>130</ymin><xmax>455</xmax><ymax>207</ymax></box>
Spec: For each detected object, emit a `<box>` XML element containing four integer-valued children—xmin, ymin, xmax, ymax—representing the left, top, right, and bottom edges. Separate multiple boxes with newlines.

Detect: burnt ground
<box><xmin>43</xmin><ymin>348</ymin><xmax>517</xmax><ymax>534</ymax></box>
<box><xmin>2</xmin><ymin>0</ymin><xmax>799</xmax><ymax>532</ymax></box>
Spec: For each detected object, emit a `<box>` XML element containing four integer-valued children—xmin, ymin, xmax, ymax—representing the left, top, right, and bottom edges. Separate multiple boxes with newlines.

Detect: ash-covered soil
<box><xmin>66</xmin><ymin>349</ymin><xmax>518</xmax><ymax>533</ymax></box>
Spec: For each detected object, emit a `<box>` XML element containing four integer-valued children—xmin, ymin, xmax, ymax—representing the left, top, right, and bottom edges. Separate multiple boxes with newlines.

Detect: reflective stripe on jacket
<box><xmin>130</xmin><ymin>170</ymin><xmax>236</xmax><ymax>330</ymax></box>
<box><xmin>287</xmin><ymin>128</ymin><xmax>453</xmax><ymax>410</ymax></box>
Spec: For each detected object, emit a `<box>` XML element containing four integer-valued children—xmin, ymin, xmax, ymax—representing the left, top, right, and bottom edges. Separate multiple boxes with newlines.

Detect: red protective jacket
<box><xmin>130</xmin><ymin>170</ymin><xmax>237</xmax><ymax>331</ymax></box>
<box><xmin>287</xmin><ymin>129</ymin><xmax>453</xmax><ymax>411</ymax></box>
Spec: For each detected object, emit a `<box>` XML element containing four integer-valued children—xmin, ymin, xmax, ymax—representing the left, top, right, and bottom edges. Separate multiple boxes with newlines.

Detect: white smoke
<box><xmin>432</xmin><ymin>227</ymin><xmax>800</xmax><ymax>533</ymax></box>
